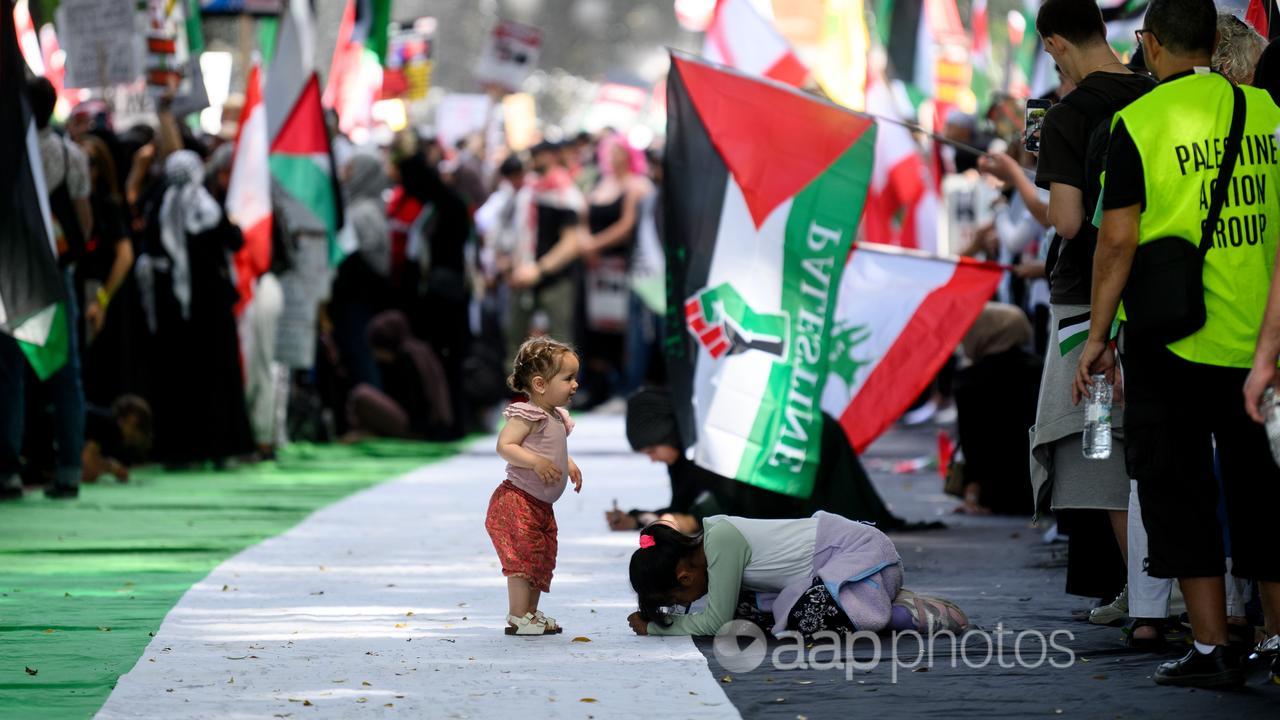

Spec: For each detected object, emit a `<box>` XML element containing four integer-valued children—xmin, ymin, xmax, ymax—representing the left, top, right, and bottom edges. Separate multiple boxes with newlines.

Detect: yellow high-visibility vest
<box><xmin>1115</xmin><ymin>71</ymin><xmax>1280</xmax><ymax>368</ymax></box>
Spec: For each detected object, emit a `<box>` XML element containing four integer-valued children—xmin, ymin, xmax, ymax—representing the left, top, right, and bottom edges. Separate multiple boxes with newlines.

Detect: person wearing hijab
<box><xmin>137</xmin><ymin>150</ymin><xmax>254</xmax><ymax>465</ymax></box>
<box><xmin>952</xmin><ymin>303</ymin><xmax>1042</xmax><ymax>515</ymax></box>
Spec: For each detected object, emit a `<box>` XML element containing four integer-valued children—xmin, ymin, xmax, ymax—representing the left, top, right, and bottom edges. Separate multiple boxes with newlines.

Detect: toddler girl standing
<box><xmin>487</xmin><ymin>337</ymin><xmax>583</xmax><ymax>636</ymax></box>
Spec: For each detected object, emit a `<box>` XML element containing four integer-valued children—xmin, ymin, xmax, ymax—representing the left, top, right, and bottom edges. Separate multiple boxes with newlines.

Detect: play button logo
<box><xmin>713</xmin><ymin>620</ymin><xmax>768</xmax><ymax>673</ymax></box>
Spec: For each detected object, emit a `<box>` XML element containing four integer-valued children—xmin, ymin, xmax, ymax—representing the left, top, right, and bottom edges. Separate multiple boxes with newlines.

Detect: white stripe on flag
<box><xmin>820</xmin><ymin>248</ymin><xmax>957</xmax><ymax>414</ymax></box>
<box><xmin>693</xmin><ymin>176</ymin><xmax>791</xmax><ymax>479</ymax></box>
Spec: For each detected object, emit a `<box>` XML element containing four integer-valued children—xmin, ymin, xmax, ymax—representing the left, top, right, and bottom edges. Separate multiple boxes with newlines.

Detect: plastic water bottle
<box><xmin>1082</xmin><ymin>374</ymin><xmax>1113</xmax><ymax>460</ymax></box>
<box><xmin>1262</xmin><ymin>387</ymin><xmax>1280</xmax><ymax>467</ymax></box>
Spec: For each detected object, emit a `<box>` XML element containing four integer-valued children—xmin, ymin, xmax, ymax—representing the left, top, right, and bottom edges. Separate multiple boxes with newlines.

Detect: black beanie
<box><xmin>625</xmin><ymin>388</ymin><xmax>681</xmax><ymax>451</ymax></box>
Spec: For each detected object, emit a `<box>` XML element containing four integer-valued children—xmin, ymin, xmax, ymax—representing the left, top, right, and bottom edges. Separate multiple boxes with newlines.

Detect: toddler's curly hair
<box><xmin>507</xmin><ymin>337</ymin><xmax>577</xmax><ymax>394</ymax></box>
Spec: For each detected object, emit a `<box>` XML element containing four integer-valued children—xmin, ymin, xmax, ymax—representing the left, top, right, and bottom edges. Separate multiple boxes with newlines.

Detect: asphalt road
<box><xmin>698</xmin><ymin>424</ymin><xmax>1280</xmax><ymax>719</ymax></box>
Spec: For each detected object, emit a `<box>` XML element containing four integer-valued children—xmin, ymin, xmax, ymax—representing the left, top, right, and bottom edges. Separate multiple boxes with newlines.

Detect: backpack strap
<box><xmin>1199</xmin><ymin>81</ymin><xmax>1247</xmax><ymax>255</ymax></box>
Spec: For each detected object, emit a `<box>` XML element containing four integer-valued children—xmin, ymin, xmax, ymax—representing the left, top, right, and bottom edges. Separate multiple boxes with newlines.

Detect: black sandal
<box><xmin>1126</xmin><ymin>618</ymin><xmax>1168</xmax><ymax>652</ymax></box>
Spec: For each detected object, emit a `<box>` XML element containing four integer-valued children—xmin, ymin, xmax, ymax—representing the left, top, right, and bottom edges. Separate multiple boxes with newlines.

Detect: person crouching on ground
<box><xmin>626</xmin><ymin>515</ymin><xmax>969</xmax><ymax>638</ymax></box>
<box><xmin>487</xmin><ymin>337</ymin><xmax>583</xmax><ymax>636</ymax></box>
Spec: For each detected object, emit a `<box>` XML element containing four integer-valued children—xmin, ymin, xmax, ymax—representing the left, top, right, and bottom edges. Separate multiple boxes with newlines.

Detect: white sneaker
<box><xmin>1089</xmin><ymin>586</ymin><xmax>1129</xmax><ymax>626</ymax></box>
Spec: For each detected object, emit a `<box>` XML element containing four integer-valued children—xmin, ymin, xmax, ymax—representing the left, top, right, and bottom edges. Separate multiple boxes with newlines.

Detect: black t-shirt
<box><xmin>1101</xmin><ymin>119</ymin><xmax>1145</xmax><ymax>211</ymax></box>
<box><xmin>81</xmin><ymin>196</ymin><xmax>130</xmax><ymax>283</ymax></box>
<box><xmin>1035</xmin><ymin>71</ymin><xmax>1156</xmax><ymax>305</ymax></box>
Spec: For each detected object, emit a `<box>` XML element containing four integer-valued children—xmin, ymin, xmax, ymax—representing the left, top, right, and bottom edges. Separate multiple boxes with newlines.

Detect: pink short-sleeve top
<box><xmin>503</xmin><ymin>402</ymin><xmax>574</xmax><ymax>504</ymax></box>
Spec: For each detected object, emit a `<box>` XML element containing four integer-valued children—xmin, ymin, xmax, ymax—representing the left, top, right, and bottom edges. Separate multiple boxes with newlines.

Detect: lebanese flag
<box><xmin>1246</xmin><ymin>0</ymin><xmax>1270</xmax><ymax>37</ymax></box>
<box><xmin>702</xmin><ymin>0</ymin><xmax>810</xmax><ymax>87</ymax></box>
<box><xmin>860</xmin><ymin>74</ymin><xmax>937</xmax><ymax>252</ymax></box>
<box><xmin>665</xmin><ymin>53</ymin><xmax>876</xmax><ymax>499</ymax></box>
<box><xmin>820</xmin><ymin>245</ymin><xmax>1002</xmax><ymax>452</ymax></box>
<box><xmin>227</xmin><ymin>60</ymin><xmax>273</xmax><ymax>317</ymax></box>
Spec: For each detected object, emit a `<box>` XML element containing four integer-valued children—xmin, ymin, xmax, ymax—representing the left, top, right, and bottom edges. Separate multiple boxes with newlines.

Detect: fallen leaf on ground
<box><xmin>579</xmin><ymin>698</ymin><xmax>597</xmax><ymax>703</ymax></box>
<box><xmin>1091</xmin><ymin>674</ymin><xmax>1107</xmax><ymax>681</ymax></box>
<box><xmin>318</xmin><ymin>566</ymin><xmax>327</xmax><ymax>571</ymax></box>
<box><xmin>394</xmin><ymin>623</ymin><xmax>407</xmax><ymax>628</ymax></box>
<box><xmin>405</xmin><ymin>611</ymin><xmax>414</xmax><ymax>616</ymax></box>
<box><xmin>720</xmin><ymin>675</ymin><xmax>733</xmax><ymax>684</ymax></box>
<box><xmin>303</xmin><ymin>700</ymin><xmax>313</xmax><ymax>706</ymax></box>
<box><xmin>913</xmin><ymin>667</ymin><xmax>929</xmax><ymax>673</ymax></box>
<box><xmin>228</xmin><ymin>677</ymin><xmax>234</xmax><ymax>684</ymax></box>
<box><xmin>332</xmin><ymin>679</ymin><xmax>345</xmax><ymax>684</ymax></box>
<box><xmin>384</xmin><ymin>704</ymin><xmax>394</xmax><ymax>708</ymax></box>
<box><xmin>42</xmin><ymin>629</ymin><xmax>54</xmax><ymax>634</ymax></box>
<box><xmin>361</xmin><ymin>681</ymin><xmax>371</xmax><ymax>687</ymax></box>
<box><xmin>356</xmin><ymin>697</ymin><xmax>368</xmax><ymax>703</ymax></box>
<box><xmin>24</xmin><ymin>667</ymin><xmax>37</xmax><ymax>676</ymax></box>
<box><xmin>571</xmin><ymin>636</ymin><xmax>591</xmax><ymax>643</ymax></box>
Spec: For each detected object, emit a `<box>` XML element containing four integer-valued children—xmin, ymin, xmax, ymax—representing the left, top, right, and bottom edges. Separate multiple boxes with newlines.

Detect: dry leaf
<box><xmin>361</xmin><ymin>681</ymin><xmax>371</xmax><ymax>687</ymax></box>
<box><xmin>579</xmin><ymin>698</ymin><xmax>598</xmax><ymax>703</ymax></box>
<box><xmin>571</xmin><ymin>636</ymin><xmax>591</xmax><ymax>643</ymax></box>
<box><xmin>394</xmin><ymin>623</ymin><xmax>407</xmax><ymax>628</ymax></box>
<box><xmin>405</xmin><ymin>611</ymin><xmax>414</xmax><ymax>617</ymax></box>
<box><xmin>913</xmin><ymin>667</ymin><xmax>929</xmax><ymax>673</ymax></box>
<box><xmin>384</xmin><ymin>704</ymin><xmax>394</xmax><ymax>708</ymax></box>
<box><xmin>318</xmin><ymin>566</ymin><xmax>327</xmax><ymax>571</ymax></box>
<box><xmin>228</xmin><ymin>677</ymin><xmax>234</xmax><ymax>684</ymax></box>
<box><xmin>222</xmin><ymin>585</ymin><xmax>229</xmax><ymax>591</ymax></box>
<box><xmin>332</xmin><ymin>680</ymin><xmax>345</xmax><ymax>684</ymax></box>
<box><xmin>720</xmin><ymin>675</ymin><xmax>733</xmax><ymax>684</ymax></box>
<box><xmin>24</xmin><ymin>667</ymin><xmax>37</xmax><ymax>676</ymax></box>
<box><xmin>356</xmin><ymin>697</ymin><xmax>368</xmax><ymax>704</ymax></box>
<box><xmin>302</xmin><ymin>700</ymin><xmax>313</xmax><ymax>706</ymax></box>
<box><xmin>42</xmin><ymin>629</ymin><xmax>54</xmax><ymax>634</ymax></box>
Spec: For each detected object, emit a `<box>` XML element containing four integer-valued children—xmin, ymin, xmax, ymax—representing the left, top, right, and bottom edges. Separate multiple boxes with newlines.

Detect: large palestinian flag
<box><xmin>665</xmin><ymin>53</ymin><xmax>877</xmax><ymax>499</ymax></box>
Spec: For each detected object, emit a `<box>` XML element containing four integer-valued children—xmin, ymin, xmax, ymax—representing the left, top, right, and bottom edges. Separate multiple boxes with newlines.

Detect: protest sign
<box><xmin>474</xmin><ymin>20</ymin><xmax>541</xmax><ymax>92</ymax></box>
<box><xmin>59</xmin><ymin>0</ymin><xmax>141</xmax><ymax>89</ymax></box>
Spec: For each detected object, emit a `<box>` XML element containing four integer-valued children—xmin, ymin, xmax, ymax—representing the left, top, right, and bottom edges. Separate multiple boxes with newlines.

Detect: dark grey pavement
<box><xmin>698</xmin><ymin>424</ymin><xmax>1280</xmax><ymax>718</ymax></box>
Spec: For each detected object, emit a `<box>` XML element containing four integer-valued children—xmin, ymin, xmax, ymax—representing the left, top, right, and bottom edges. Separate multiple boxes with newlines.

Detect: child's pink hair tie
<box><xmin>639</xmin><ymin>535</ymin><xmax>656</xmax><ymax>549</ymax></box>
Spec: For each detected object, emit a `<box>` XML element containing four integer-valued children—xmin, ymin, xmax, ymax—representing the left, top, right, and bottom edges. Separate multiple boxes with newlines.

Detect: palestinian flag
<box><xmin>0</xmin><ymin>4</ymin><xmax>68</xmax><ymax>381</ymax></box>
<box><xmin>267</xmin><ymin>0</ymin><xmax>343</xmax><ymax>265</ymax></box>
<box><xmin>665</xmin><ymin>53</ymin><xmax>877</xmax><ymax>499</ymax></box>
<box><xmin>819</xmin><ymin>245</ymin><xmax>1003</xmax><ymax>452</ymax></box>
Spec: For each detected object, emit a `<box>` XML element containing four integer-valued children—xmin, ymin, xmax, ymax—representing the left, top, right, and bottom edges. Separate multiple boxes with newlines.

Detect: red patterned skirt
<box><xmin>485</xmin><ymin>481</ymin><xmax>558</xmax><ymax>593</ymax></box>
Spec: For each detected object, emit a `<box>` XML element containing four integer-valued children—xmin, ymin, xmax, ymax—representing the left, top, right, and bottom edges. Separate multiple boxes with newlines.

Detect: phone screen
<box><xmin>1024</xmin><ymin>100</ymin><xmax>1051</xmax><ymax>152</ymax></box>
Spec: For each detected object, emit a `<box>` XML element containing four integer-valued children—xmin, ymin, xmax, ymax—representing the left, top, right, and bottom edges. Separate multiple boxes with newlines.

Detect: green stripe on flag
<box><xmin>735</xmin><ymin>129</ymin><xmax>877</xmax><ymax>499</ymax></box>
<box><xmin>15</xmin><ymin>302</ymin><xmax>68</xmax><ymax>380</ymax></box>
<box><xmin>269</xmin><ymin>154</ymin><xmax>341</xmax><ymax>264</ymax></box>
<box><xmin>1057</xmin><ymin>312</ymin><xmax>1121</xmax><ymax>357</ymax></box>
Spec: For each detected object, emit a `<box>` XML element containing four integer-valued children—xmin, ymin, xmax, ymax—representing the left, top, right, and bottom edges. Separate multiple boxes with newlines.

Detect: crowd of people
<box><xmin>4</xmin><ymin>0</ymin><xmax>1278</xmax><ymax>692</ymax></box>
<box><xmin>937</xmin><ymin>0</ymin><xmax>1279</xmax><ymax>690</ymax></box>
<box><xmin>1</xmin><ymin>69</ymin><xmax>673</xmax><ymax>500</ymax></box>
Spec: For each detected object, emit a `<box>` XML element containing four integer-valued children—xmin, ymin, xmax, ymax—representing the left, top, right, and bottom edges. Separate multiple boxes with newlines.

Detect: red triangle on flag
<box><xmin>672</xmin><ymin>54</ymin><xmax>873</xmax><ymax>229</ymax></box>
<box><xmin>270</xmin><ymin>74</ymin><xmax>329</xmax><ymax>156</ymax></box>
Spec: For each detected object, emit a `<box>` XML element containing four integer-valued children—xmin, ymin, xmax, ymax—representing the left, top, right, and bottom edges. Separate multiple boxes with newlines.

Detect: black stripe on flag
<box><xmin>663</xmin><ymin>55</ymin><xmax>729</xmax><ymax>453</ymax></box>
<box><xmin>0</xmin><ymin>4</ymin><xmax>63</xmax><ymax>332</ymax></box>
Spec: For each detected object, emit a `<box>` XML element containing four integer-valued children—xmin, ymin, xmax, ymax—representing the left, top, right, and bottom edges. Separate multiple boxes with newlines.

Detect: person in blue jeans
<box><xmin>0</xmin><ymin>269</ymin><xmax>85</xmax><ymax>500</ymax></box>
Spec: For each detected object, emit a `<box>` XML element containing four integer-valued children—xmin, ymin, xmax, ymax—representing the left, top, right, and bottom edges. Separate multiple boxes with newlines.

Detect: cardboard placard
<box><xmin>474</xmin><ymin>20</ymin><xmax>541</xmax><ymax>92</ymax></box>
<box><xmin>59</xmin><ymin>0</ymin><xmax>142</xmax><ymax>89</ymax></box>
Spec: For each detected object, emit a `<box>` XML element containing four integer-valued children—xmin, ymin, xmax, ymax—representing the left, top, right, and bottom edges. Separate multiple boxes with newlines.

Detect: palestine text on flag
<box><xmin>820</xmin><ymin>245</ymin><xmax>1003</xmax><ymax>453</ymax></box>
<box><xmin>664</xmin><ymin>52</ymin><xmax>876</xmax><ymax>499</ymax></box>
<box><xmin>0</xmin><ymin>3</ymin><xmax>68</xmax><ymax>380</ymax></box>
